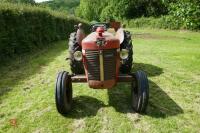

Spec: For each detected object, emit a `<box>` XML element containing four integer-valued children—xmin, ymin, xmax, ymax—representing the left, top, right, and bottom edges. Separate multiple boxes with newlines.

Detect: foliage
<box><xmin>168</xmin><ymin>0</ymin><xmax>200</xmax><ymax>30</ymax></box>
<box><xmin>0</xmin><ymin>3</ymin><xmax>89</xmax><ymax>61</ymax></box>
<box><xmin>126</xmin><ymin>16</ymin><xmax>175</xmax><ymax>30</ymax></box>
<box><xmin>76</xmin><ymin>0</ymin><xmax>199</xmax><ymax>30</ymax></box>
<box><xmin>125</xmin><ymin>15</ymin><xmax>199</xmax><ymax>30</ymax></box>
<box><xmin>76</xmin><ymin>0</ymin><xmax>168</xmax><ymax>21</ymax></box>
<box><xmin>0</xmin><ymin>0</ymin><xmax>35</xmax><ymax>4</ymax></box>
<box><xmin>76</xmin><ymin>0</ymin><xmax>107</xmax><ymax>21</ymax></box>
<box><xmin>39</xmin><ymin>0</ymin><xmax>80</xmax><ymax>14</ymax></box>
<box><xmin>126</xmin><ymin>0</ymin><xmax>200</xmax><ymax>30</ymax></box>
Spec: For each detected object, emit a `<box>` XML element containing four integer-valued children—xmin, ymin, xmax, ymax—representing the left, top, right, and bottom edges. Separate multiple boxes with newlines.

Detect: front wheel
<box><xmin>55</xmin><ymin>71</ymin><xmax>72</xmax><ymax>115</ymax></box>
<box><xmin>131</xmin><ymin>71</ymin><xmax>149</xmax><ymax>113</ymax></box>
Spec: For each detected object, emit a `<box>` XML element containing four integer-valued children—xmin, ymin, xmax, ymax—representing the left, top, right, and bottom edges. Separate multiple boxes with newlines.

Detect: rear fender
<box><xmin>76</xmin><ymin>24</ymin><xmax>86</xmax><ymax>46</ymax></box>
<box><xmin>115</xmin><ymin>28</ymin><xmax>125</xmax><ymax>44</ymax></box>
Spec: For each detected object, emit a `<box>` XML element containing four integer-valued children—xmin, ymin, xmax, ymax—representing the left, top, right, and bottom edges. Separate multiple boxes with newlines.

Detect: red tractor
<box><xmin>55</xmin><ymin>22</ymin><xmax>149</xmax><ymax>115</ymax></box>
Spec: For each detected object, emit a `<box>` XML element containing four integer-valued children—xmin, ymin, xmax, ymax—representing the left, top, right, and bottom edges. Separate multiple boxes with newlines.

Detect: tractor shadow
<box><xmin>108</xmin><ymin>81</ymin><xmax>183</xmax><ymax>118</ymax></box>
<box><xmin>108</xmin><ymin>63</ymin><xmax>183</xmax><ymax>118</ymax></box>
<box><xmin>131</xmin><ymin>62</ymin><xmax>164</xmax><ymax>77</ymax></box>
<box><xmin>66</xmin><ymin>96</ymin><xmax>106</xmax><ymax>118</ymax></box>
<box><xmin>66</xmin><ymin>63</ymin><xmax>183</xmax><ymax>119</ymax></box>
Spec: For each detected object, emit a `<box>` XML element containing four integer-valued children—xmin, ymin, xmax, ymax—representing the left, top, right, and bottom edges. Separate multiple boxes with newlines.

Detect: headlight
<box><xmin>120</xmin><ymin>49</ymin><xmax>129</xmax><ymax>59</ymax></box>
<box><xmin>74</xmin><ymin>51</ymin><xmax>82</xmax><ymax>61</ymax></box>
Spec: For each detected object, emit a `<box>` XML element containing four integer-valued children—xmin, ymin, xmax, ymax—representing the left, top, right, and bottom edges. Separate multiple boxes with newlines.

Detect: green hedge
<box><xmin>125</xmin><ymin>16</ymin><xmax>200</xmax><ymax>31</ymax></box>
<box><xmin>0</xmin><ymin>3</ymin><xmax>89</xmax><ymax>61</ymax></box>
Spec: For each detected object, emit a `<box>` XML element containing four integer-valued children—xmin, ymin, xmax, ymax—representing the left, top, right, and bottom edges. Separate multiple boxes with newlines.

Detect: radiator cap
<box><xmin>96</xmin><ymin>27</ymin><xmax>104</xmax><ymax>37</ymax></box>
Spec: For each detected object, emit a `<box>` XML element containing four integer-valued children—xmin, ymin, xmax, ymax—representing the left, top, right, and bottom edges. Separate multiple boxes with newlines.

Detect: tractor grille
<box><xmin>85</xmin><ymin>49</ymin><xmax>116</xmax><ymax>81</ymax></box>
<box><xmin>85</xmin><ymin>50</ymin><xmax>100</xmax><ymax>80</ymax></box>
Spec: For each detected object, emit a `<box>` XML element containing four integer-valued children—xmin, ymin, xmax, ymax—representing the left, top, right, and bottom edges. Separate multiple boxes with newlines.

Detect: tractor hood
<box><xmin>81</xmin><ymin>27</ymin><xmax>121</xmax><ymax>89</ymax></box>
<box><xmin>81</xmin><ymin>31</ymin><xmax>120</xmax><ymax>50</ymax></box>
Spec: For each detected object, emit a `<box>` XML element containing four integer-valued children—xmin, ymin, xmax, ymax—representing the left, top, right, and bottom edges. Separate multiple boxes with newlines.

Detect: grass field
<box><xmin>0</xmin><ymin>29</ymin><xmax>200</xmax><ymax>133</ymax></box>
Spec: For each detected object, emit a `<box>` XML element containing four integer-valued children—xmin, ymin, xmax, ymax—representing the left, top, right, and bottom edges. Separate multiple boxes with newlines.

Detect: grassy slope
<box><xmin>0</xmin><ymin>29</ymin><xmax>200</xmax><ymax>132</ymax></box>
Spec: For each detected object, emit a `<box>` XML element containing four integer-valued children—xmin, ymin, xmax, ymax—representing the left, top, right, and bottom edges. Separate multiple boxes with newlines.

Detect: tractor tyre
<box><xmin>55</xmin><ymin>71</ymin><xmax>72</xmax><ymax>115</ymax></box>
<box><xmin>69</xmin><ymin>32</ymin><xmax>84</xmax><ymax>74</ymax></box>
<box><xmin>131</xmin><ymin>71</ymin><xmax>149</xmax><ymax>113</ymax></box>
<box><xmin>120</xmin><ymin>31</ymin><xmax>133</xmax><ymax>74</ymax></box>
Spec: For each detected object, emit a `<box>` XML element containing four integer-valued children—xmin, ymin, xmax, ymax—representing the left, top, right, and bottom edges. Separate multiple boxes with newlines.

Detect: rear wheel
<box><xmin>120</xmin><ymin>31</ymin><xmax>133</xmax><ymax>74</ymax></box>
<box><xmin>131</xmin><ymin>71</ymin><xmax>149</xmax><ymax>113</ymax></box>
<box><xmin>55</xmin><ymin>71</ymin><xmax>72</xmax><ymax>115</ymax></box>
<box><xmin>69</xmin><ymin>32</ymin><xmax>84</xmax><ymax>74</ymax></box>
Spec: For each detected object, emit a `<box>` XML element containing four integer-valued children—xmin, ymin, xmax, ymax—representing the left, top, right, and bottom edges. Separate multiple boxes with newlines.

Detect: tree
<box><xmin>39</xmin><ymin>0</ymin><xmax>80</xmax><ymax>14</ymax></box>
<box><xmin>76</xmin><ymin>0</ymin><xmax>107</xmax><ymax>21</ymax></box>
<box><xmin>76</xmin><ymin>0</ymin><xmax>169</xmax><ymax>21</ymax></box>
<box><xmin>1</xmin><ymin>0</ymin><xmax>35</xmax><ymax>4</ymax></box>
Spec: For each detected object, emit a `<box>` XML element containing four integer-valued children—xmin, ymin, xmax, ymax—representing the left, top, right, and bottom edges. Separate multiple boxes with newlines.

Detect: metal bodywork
<box><xmin>71</xmin><ymin>74</ymin><xmax>134</xmax><ymax>83</ymax></box>
<box><xmin>82</xmin><ymin>31</ymin><xmax>121</xmax><ymax>89</ymax></box>
<box><xmin>76</xmin><ymin>24</ymin><xmax>86</xmax><ymax>46</ymax></box>
<box><xmin>72</xmin><ymin>22</ymin><xmax>130</xmax><ymax>89</ymax></box>
<box><xmin>55</xmin><ymin>22</ymin><xmax>149</xmax><ymax>115</ymax></box>
<box><xmin>116</xmin><ymin>28</ymin><xmax>125</xmax><ymax>44</ymax></box>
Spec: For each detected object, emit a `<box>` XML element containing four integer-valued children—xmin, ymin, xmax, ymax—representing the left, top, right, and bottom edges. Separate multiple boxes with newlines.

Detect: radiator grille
<box><xmin>85</xmin><ymin>49</ymin><xmax>116</xmax><ymax>81</ymax></box>
<box><xmin>103</xmin><ymin>49</ymin><xmax>116</xmax><ymax>80</ymax></box>
<box><xmin>85</xmin><ymin>50</ymin><xmax>100</xmax><ymax>80</ymax></box>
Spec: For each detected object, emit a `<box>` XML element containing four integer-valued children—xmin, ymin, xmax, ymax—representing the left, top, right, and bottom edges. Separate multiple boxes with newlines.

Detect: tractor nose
<box><xmin>96</xmin><ymin>27</ymin><xmax>105</xmax><ymax>37</ymax></box>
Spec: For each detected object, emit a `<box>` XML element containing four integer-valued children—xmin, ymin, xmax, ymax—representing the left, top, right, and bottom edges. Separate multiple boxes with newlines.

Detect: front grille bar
<box><xmin>99</xmin><ymin>50</ymin><xmax>104</xmax><ymax>81</ymax></box>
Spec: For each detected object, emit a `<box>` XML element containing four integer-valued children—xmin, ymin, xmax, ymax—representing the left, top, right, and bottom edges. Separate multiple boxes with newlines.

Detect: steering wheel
<box><xmin>91</xmin><ymin>23</ymin><xmax>110</xmax><ymax>32</ymax></box>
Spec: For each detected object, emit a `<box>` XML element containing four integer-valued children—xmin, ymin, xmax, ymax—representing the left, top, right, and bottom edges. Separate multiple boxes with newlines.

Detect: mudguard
<box><xmin>115</xmin><ymin>28</ymin><xmax>125</xmax><ymax>44</ymax></box>
<box><xmin>76</xmin><ymin>24</ymin><xmax>86</xmax><ymax>46</ymax></box>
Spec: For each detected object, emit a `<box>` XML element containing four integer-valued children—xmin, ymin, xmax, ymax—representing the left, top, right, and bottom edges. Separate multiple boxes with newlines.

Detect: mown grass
<box><xmin>0</xmin><ymin>29</ymin><xmax>200</xmax><ymax>133</ymax></box>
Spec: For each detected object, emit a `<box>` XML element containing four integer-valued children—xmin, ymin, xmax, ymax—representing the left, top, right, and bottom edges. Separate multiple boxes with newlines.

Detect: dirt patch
<box><xmin>127</xmin><ymin>113</ymin><xmax>151</xmax><ymax>132</ymax></box>
<box><xmin>72</xmin><ymin>119</ymin><xmax>85</xmax><ymax>133</ymax></box>
<box><xmin>101</xmin><ymin>114</ymin><xmax>111</xmax><ymax>133</ymax></box>
<box><xmin>126</xmin><ymin>113</ymin><xmax>141</xmax><ymax>123</ymax></box>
